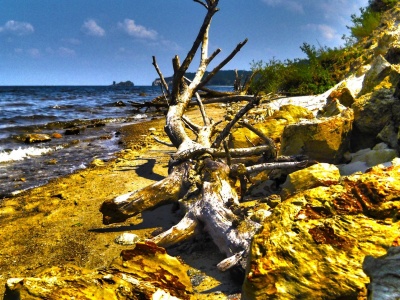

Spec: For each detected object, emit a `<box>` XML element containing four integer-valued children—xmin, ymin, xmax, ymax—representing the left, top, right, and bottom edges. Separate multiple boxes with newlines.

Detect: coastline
<box><xmin>0</xmin><ymin>103</ymin><xmax>238</xmax><ymax>298</ymax></box>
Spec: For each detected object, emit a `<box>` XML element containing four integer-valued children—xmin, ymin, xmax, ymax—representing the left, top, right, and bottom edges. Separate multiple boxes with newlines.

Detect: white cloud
<box><xmin>303</xmin><ymin>24</ymin><xmax>340</xmax><ymax>41</ymax></box>
<box><xmin>262</xmin><ymin>0</ymin><xmax>304</xmax><ymax>13</ymax></box>
<box><xmin>82</xmin><ymin>19</ymin><xmax>105</xmax><ymax>37</ymax></box>
<box><xmin>0</xmin><ymin>20</ymin><xmax>34</xmax><ymax>35</ymax></box>
<box><xmin>118</xmin><ymin>19</ymin><xmax>158</xmax><ymax>40</ymax></box>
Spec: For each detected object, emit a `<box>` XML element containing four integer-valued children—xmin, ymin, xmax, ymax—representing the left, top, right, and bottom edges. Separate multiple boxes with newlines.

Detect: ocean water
<box><xmin>0</xmin><ymin>85</ymin><xmax>164</xmax><ymax>198</ymax></box>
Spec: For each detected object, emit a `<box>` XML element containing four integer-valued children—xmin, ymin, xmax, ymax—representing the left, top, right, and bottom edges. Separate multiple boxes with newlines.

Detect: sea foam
<box><xmin>0</xmin><ymin>146</ymin><xmax>58</xmax><ymax>163</ymax></box>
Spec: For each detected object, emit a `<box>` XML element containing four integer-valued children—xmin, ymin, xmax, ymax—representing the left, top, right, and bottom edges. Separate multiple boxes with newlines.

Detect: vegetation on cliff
<box><xmin>249</xmin><ymin>0</ymin><xmax>397</xmax><ymax>97</ymax></box>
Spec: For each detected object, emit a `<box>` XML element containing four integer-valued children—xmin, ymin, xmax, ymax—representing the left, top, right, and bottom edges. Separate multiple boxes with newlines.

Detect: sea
<box><xmin>0</xmin><ymin>85</ymin><xmax>233</xmax><ymax>198</ymax></box>
<box><xmin>0</xmin><ymin>85</ymin><xmax>169</xmax><ymax>198</ymax></box>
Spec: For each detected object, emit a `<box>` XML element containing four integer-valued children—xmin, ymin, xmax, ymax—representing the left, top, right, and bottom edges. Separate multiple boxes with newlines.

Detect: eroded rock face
<box><xmin>280</xmin><ymin>109</ymin><xmax>354</xmax><ymax>163</ymax></box>
<box><xmin>230</xmin><ymin>104</ymin><xmax>314</xmax><ymax>148</ymax></box>
<box><xmin>363</xmin><ymin>247</ymin><xmax>400</xmax><ymax>300</ymax></box>
<box><xmin>243</xmin><ymin>160</ymin><xmax>400</xmax><ymax>300</ymax></box>
<box><xmin>352</xmin><ymin>88</ymin><xmax>400</xmax><ymax>150</ymax></box>
<box><xmin>4</xmin><ymin>241</ymin><xmax>193</xmax><ymax>300</ymax></box>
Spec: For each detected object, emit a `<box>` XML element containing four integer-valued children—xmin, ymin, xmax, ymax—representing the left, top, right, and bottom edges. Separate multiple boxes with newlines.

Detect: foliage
<box><xmin>347</xmin><ymin>0</ymin><xmax>396</xmax><ymax>41</ymax></box>
<box><xmin>250</xmin><ymin>43</ymin><xmax>361</xmax><ymax>96</ymax></box>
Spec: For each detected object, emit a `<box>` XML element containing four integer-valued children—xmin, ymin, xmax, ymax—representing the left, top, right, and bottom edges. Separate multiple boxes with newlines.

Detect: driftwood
<box><xmin>100</xmin><ymin>0</ymin><xmax>312</xmax><ymax>272</ymax></box>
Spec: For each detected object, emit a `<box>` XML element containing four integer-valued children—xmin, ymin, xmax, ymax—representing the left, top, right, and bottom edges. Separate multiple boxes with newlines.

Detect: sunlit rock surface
<box><xmin>230</xmin><ymin>104</ymin><xmax>314</xmax><ymax>148</ymax></box>
<box><xmin>280</xmin><ymin>109</ymin><xmax>354</xmax><ymax>163</ymax></box>
<box><xmin>243</xmin><ymin>160</ymin><xmax>400</xmax><ymax>300</ymax></box>
<box><xmin>4</xmin><ymin>242</ymin><xmax>193</xmax><ymax>300</ymax></box>
<box><xmin>280</xmin><ymin>163</ymin><xmax>340</xmax><ymax>200</ymax></box>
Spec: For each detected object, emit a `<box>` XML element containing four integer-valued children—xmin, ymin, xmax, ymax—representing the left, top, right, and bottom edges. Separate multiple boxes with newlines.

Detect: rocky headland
<box><xmin>1</xmin><ymin>3</ymin><xmax>400</xmax><ymax>300</ymax></box>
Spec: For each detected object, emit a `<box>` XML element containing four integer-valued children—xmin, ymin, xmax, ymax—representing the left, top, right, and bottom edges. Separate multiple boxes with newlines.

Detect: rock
<box><xmin>317</xmin><ymin>99</ymin><xmax>348</xmax><ymax>118</ymax></box>
<box><xmin>338</xmin><ymin>144</ymin><xmax>398</xmax><ymax>175</ymax></box>
<box><xmin>5</xmin><ymin>242</ymin><xmax>193</xmax><ymax>299</ymax></box>
<box><xmin>230</xmin><ymin>105</ymin><xmax>314</xmax><ymax>148</ymax></box>
<box><xmin>363</xmin><ymin>247</ymin><xmax>400</xmax><ymax>300</ymax></box>
<box><xmin>24</xmin><ymin>133</ymin><xmax>51</xmax><ymax>143</ymax></box>
<box><xmin>280</xmin><ymin>109</ymin><xmax>354</xmax><ymax>163</ymax></box>
<box><xmin>351</xmin><ymin>88</ymin><xmax>400</xmax><ymax>150</ymax></box>
<box><xmin>51</xmin><ymin>132</ymin><xmax>62</xmax><ymax>139</ymax></box>
<box><xmin>65</xmin><ymin>127</ymin><xmax>83</xmax><ymax>135</ymax></box>
<box><xmin>243</xmin><ymin>161</ymin><xmax>400</xmax><ymax>299</ymax></box>
<box><xmin>360</xmin><ymin>55</ymin><xmax>400</xmax><ymax>95</ymax></box>
<box><xmin>377</xmin><ymin>121</ymin><xmax>398</xmax><ymax>149</ymax></box>
<box><xmin>114</xmin><ymin>233</ymin><xmax>140</xmax><ymax>245</ymax></box>
<box><xmin>280</xmin><ymin>163</ymin><xmax>340</xmax><ymax>200</ymax></box>
<box><xmin>327</xmin><ymin>82</ymin><xmax>356</xmax><ymax>108</ymax></box>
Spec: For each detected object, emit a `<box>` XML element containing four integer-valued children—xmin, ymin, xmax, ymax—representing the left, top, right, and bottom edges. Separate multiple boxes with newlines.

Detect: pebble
<box><xmin>114</xmin><ymin>233</ymin><xmax>140</xmax><ymax>245</ymax></box>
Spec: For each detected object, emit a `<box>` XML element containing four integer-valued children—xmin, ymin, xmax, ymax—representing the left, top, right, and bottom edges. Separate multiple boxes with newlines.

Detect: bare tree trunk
<box><xmin>100</xmin><ymin>0</ymin><xmax>312</xmax><ymax>272</ymax></box>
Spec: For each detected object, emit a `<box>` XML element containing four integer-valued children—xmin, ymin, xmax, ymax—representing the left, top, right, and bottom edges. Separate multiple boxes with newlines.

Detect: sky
<box><xmin>0</xmin><ymin>0</ymin><xmax>368</xmax><ymax>86</ymax></box>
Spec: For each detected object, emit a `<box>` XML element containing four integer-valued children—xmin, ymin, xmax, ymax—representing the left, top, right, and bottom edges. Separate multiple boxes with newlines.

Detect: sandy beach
<box><xmin>0</xmin><ymin>103</ymin><xmax>242</xmax><ymax>299</ymax></box>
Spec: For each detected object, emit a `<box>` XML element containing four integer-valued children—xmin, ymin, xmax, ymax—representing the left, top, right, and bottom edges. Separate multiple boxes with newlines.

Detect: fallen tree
<box><xmin>100</xmin><ymin>0</ymin><xmax>313</xmax><ymax>272</ymax></box>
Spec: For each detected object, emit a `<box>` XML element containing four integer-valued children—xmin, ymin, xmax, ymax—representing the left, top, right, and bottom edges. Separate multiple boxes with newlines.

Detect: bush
<box><xmin>249</xmin><ymin>43</ymin><xmax>360</xmax><ymax>96</ymax></box>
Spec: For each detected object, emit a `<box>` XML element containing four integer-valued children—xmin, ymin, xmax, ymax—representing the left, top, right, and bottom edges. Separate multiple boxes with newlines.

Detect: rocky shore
<box><xmin>1</xmin><ymin>3</ymin><xmax>400</xmax><ymax>300</ymax></box>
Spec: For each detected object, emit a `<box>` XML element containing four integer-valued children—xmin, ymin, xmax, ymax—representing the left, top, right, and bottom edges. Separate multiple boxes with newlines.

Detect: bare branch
<box><xmin>195</xmin><ymin>92</ymin><xmax>209</xmax><ymax>126</ymax></box>
<box><xmin>230</xmin><ymin>160</ymin><xmax>315</xmax><ymax>177</ymax></box>
<box><xmin>223</xmin><ymin>140</ymin><xmax>232</xmax><ymax>166</ymax></box>
<box><xmin>212</xmin><ymin>96</ymin><xmax>260</xmax><ymax>148</ymax></box>
<box><xmin>153</xmin><ymin>136</ymin><xmax>175</xmax><ymax>147</ymax></box>
<box><xmin>193</xmin><ymin>0</ymin><xmax>208</xmax><ymax>9</ymax></box>
<box><xmin>196</xmin><ymin>38</ymin><xmax>248</xmax><ymax>91</ymax></box>
<box><xmin>182</xmin><ymin>115</ymin><xmax>200</xmax><ymax>134</ymax></box>
<box><xmin>171</xmin><ymin>1</ymin><xmax>219</xmax><ymax>99</ymax></box>
<box><xmin>239</xmin><ymin>119</ymin><xmax>277</xmax><ymax>159</ymax></box>
<box><xmin>152</xmin><ymin>56</ymin><xmax>170</xmax><ymax>97</ymax></box>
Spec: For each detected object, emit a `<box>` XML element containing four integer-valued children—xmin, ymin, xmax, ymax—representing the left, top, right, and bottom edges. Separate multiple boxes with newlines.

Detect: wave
<box><xmin>0</xmin><ymin>146</ymin><xmax>62</xmax><ymax>163</ymax></box>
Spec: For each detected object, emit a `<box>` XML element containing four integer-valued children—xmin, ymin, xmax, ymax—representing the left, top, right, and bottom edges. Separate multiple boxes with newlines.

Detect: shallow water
<box><xmin>0</xmin><ymin>85</ymin><xmax>233</xmax><ymax>198</ymax></box>
<box><xmin>0</xmin><ymin>85</ymin><xmax>162</xmax><ymax>197</ymax></box>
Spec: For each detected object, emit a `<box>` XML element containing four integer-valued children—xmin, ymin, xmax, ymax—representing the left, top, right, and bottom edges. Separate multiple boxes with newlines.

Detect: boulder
<box><xmin>327</xmin><ymin>82</ymin><xmax>357</xmax><ymax>108</ymax></box>
<box><xmin>352</xmin><ymin>88</ymin><xmax>400</xmax><ymax>150</ymax></box>
<box><xmin>4</xmin><ymin>241</ymin><xmax>193</xmax><ymax>300</ymax></box>
<box><xmin>339</xmin><ymin>143</ymin><xmax>398</xmax><ymax>175</ymax></box>
<box><xmin>360</xmin><ymin>55</ymin><xmax>400</xmax><ymax>95</ymax></box>
<box><xmin>280</xmin><ymin>109</ymin><xmax>354</xmax><ymax>163</ymax></box>
<box><xmin>230</xmin><ymin>104</ymin><xmax>314</xmax><ymax>148</ymax></box>
<box><xmin>243</xmin><ymin>159</ymin><xmax>400</xmax><ymax>299</ymax></box>
<box><xmin>280</xmin><ymin>163</ymin><xmax>340</xmax><ymax>200</ymax></box>
<box><xmin>363</xmin><ymin>247</ymin><xmax>400</xmax><ymax>300</ymax></box>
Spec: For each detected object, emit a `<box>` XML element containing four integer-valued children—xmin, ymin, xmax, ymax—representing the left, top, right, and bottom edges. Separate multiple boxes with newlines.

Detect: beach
<box><xmin>0</xmin><ymin>103</ymin><xmax>240</xmax><ymax>298</ymax></box>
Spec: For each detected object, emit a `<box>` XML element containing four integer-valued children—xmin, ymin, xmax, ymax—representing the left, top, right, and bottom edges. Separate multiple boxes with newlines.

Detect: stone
<box><xmin>243</xmin><ymin>162</ymin><xmax>400</xmax><ymax>299</ymax></box>
<box><xmin>377</xmin><ymin>122</ymin><xmax>398</xmax><ymax>149</ymax></box>
<box><xmin>230</xmin><ymin>105</ymin><xmax>314</xmax><ymax>148</ymax></box>
<box><xmin>5</xmin><ymin>242</ymin><xmax>193</xmax><ymax>299</ymax></box>
<box><xmin>65</xmin><ymin>127</ymin><xmax>83</xmax><ymax>135</ymax></box>
<box><xmin>114</xmin><ymin>233</ymin><xmax>140</xmax><ymax>245</ymax></box>
<box><xmin>363</xmin><ymin>247</ymin><xmax>400</xmax><ymax>300</ymax></box>
<box><xmin>317</xmin><ymin>99</ymin><xmax>348</xmax><ymax>118</ymax></box>
<box><xmin>360</xmin><ymin>55</ymin><xmax>400</xmax><ymax>95</ymax></box>
<box><xmin>24</xmin><ymin>133</ymin><xmax>51</xmax><ymax>143</ymax></box>
<box><xmin>280</xmin><ymin>109</ymin><xmax>354</xmax><ymax>164</ymax></box>
<box><xmin>51</xmin><ymin>132</ymin><xmax>62</xmax><ymax>139</ymax></box>
<box><xmin>280</xmin><ymin>163</ymin><xmax>340</xmax><ymax>200</ymax></box>
<box><xmin>352</xmin><ymin>88</ymin><xmax>400</xmax><ymax>149</ymax></box>
<box><xmin>327</xmin><ymin>82</ymin><xmax>356</xmax><ymax>108</ymax></box>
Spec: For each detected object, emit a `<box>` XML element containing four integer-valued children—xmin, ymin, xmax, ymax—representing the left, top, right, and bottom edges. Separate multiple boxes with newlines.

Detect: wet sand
<box><xmin>0</xmin><ymin>103</ymin><xmax>240</xmax><ymax>298</ymax></box>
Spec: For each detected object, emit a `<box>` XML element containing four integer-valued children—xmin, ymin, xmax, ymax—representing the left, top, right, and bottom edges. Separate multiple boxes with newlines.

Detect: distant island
<box><xmin>152</xmin><ymin>70</ymin><xmax>252</xmax><ymax>86</ymax></box>
<box><xmin>112</xmin><ymin>80</ymin><xmax>134</xmax><ymax>87</ymax></box>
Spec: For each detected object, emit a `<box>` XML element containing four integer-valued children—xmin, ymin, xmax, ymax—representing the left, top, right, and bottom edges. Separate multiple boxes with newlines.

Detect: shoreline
<box><xmin>0</xmin><ymin>103</ymin><xmax>239</xmax><ymax>298</ymax></box>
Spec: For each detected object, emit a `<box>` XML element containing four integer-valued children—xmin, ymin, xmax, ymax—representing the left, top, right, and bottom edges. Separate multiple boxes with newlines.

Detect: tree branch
<box><xmin>196</xmin><ymin>38</ymin><xmax>248</xmax><ymax>91</ymax></box>
<box><xmin>212</xmin><ymin>96</ymin><xmax>260</xmax><ymax>148</ymax></box>
<box><xmin>152</xmin><ymin>56</ymin><xmax>170</xmax><ymax>97</ymax></box>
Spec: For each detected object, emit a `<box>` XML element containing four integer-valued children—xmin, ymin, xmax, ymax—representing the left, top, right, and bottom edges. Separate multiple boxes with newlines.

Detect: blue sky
<box><xmin>0</xmin><ymin>0</ymin><xmax>368</xmax><ymax>86</ymax></box>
